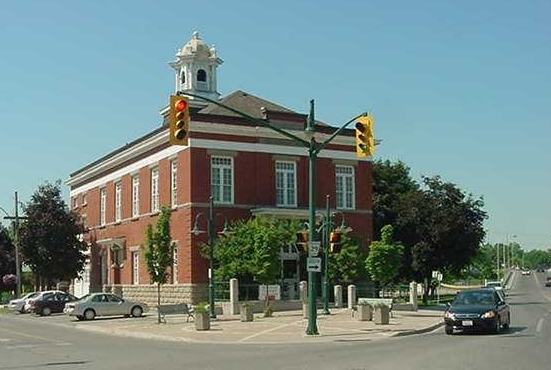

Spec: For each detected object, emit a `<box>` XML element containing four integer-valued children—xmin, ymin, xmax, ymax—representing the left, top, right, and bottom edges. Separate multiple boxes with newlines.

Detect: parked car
<box><xmin>484</xmin><ymin>281</ymin><xmax>503</xmax><ymax>291</ymax></box>
<box><xmin>521</xmin><ymin>270</ymin><xmax>531</xmax><ymax>275</ymax></box>
<box><xmin>444</xmin><ymin>289</ymin><xmax>510</xmax><ymax>335</ymax></box>
<box><xmin>545</xmin><ymin>277</ymin><xmax>551</xmax><ymax>287</ymax></box>
<box><xmin>7</xmin><ymin>292</ymin><xmax>39</xmax><ymax>313</ymax></box>
<box><xmin>28</xmin><ymin>291</ymin><xmax>79</xmax><ymax>316</ymax></box>
<box><xmin>64</xmin><ymin>293</ymin><xmax>148</xmax><ymax>320</ymax></box>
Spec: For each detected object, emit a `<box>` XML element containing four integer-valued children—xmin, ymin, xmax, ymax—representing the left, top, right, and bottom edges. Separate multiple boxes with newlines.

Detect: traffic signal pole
<box><xmin>177</xmin><ymin>91</ymin><xmax>367</xmax><ymax>335</ymax></box>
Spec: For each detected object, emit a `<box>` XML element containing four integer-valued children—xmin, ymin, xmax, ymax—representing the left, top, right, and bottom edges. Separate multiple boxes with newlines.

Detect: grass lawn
<box><xmin>0</xmin><ymin>306</ymin><xmax>12</xmax><ymax>315</ymax></box>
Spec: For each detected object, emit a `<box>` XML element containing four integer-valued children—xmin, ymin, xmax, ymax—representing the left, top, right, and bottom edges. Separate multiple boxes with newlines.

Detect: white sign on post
<box><xmin>307</xmin><ymin>257</ymin><xmax>322</xmax><ymax>272</ymax></box>
<box><xmin>258</xmin><ymin>285</ymin><xmax>281</xmax><ymax>301</ymax></box>
<box><xmin>309</xmin><ymin>241</ymin><xmax>321</xmax><ymax>257</ymax></box>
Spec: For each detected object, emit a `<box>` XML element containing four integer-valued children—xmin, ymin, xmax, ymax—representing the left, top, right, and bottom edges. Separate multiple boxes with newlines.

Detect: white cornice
<box><xmin>67</xmin><ymin>120</ymin><xmax>365</xmax><ymax>194</ymax></box>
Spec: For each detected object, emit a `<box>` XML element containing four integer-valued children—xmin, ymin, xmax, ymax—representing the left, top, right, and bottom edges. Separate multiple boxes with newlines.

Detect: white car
<box><xmin>64</xmin><ymin>292</ymin><xmax>148</xmax><ymax>320</ymax></box>
<box><xmin>8</xmin><ymin>292</ymin><xmax>39</xmax><ymax>313</ymax></box>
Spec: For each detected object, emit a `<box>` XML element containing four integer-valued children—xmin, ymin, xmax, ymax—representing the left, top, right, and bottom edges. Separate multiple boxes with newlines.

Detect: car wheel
<box><xmin>84</xmin><ymin>309</ymin><xmax>96</xmax><ymax>320</ymax></box>
<box><xmin>19</xmin><ymin>307</ymin><xmax>26</xmax><ymax>314</ymax></box>
<box><xmin>41</xmin><ymin>307</ymin><xmax>52</xmax><ymax>316</ymax></box>
<box><xmin>445</xmin><ymin>325</ymin><xmax>454</xmax><ymax>335</ymax></box>
<box><xmin>131</xmin><ymin>306</ymin><xmax>143</xmax><ymax>317</ymax></box>
<box><xmin>76</xmin><ymin>315</ymin><xmax>84</xmax><ymax>321</ymax></box>
<box><xmin>493</xmin><ymin>317</ymin><xmax>501</xmax><ymax>334</ymax></box>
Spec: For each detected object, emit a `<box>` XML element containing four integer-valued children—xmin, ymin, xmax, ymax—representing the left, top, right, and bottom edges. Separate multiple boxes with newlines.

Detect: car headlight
<box><xmin>481</xmin><ymin>310</ymin><xmax>496</xmax><ymax>319</ymax></box>
<box><xmin>444</xmin><ymin>311</ymin><xmax>455</xmax><ymax>320</ymax></box>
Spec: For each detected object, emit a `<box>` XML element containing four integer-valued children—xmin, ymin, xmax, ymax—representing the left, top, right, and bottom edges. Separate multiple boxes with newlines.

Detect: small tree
<box><xmin>365</xmin><ymin>225</ymin><xmax>404</xmax><ymax>296</ymax></box>
<box><xmin>144</xmin><ymin>207</ymin><xmax>175</xmax><ymax>324</ymax></box>
<box><xmin>328</xmin><ymin>232</ymin><xmax>366</xmax><ymax>286</ymax></box>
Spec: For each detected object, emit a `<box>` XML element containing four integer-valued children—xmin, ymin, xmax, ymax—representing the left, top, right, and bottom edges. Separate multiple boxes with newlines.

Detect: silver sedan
<box><xmin>63</xmin><ymin>293</ymin><xmax>148</xmax><ymax>320</ymax></box>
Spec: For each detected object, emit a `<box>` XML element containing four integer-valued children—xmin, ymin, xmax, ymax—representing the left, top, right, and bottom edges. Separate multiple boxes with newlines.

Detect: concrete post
<box><xmin>300</xmin><ymin>281</ymin><xmax>308</xmax><ymax>318</ymax></box>
<box><xmin>409</xmin><ymin>281</ymin><xmax>418</xmax><ymax>311</ymax></box>
<box><xmin>347</xmin><ymin>284</ymin><xmax>356</xmax><ymax>309</ymax></box>
<box><xmin>334</xmin><ymin>285</ymin><xmax>343</xmax><ymax>308</ymax></box>
<box><xmin>229</xmin><ymin>278</ymin><xmax>239</xmax><ymax>315</ymax></box>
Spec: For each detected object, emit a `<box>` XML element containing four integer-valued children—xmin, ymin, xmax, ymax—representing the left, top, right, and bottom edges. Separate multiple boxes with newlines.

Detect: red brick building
<box><xmin>66</xmin><ymin>32</ymin><xmax>373</xmax><ymax>303</ymax></box>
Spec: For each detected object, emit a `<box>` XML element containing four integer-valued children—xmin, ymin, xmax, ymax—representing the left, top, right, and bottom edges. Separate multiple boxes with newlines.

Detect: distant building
<box><xmin>66</xmin><ymin>32</ymin><xmax>373</xmax><ymax>303</ymax></box>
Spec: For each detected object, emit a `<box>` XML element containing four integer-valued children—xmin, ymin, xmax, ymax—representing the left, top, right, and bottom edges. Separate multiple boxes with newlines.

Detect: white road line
<box><xmin>536</xmin><ymin>318</ymin><xmax>544</xmax><ymax>332</ymax></box>
<box><xmin>237</xmin><ymin>320</ymin><xmax>303</xmax><ymax>342</ymax></box>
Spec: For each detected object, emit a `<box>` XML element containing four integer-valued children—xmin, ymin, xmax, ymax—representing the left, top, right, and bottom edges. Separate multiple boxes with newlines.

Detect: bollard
<box><xmin>230</xmin><ymin>278</ymin><xmax>239</xmax><ymax>315</ymax></box>
<box><xmin>334</xmin><ymin>285</ymin><xmax>343</xmax><ymax>308</ymax></box>
<box><xmin>409</xmin><ymin>281</ymin><xmax>418</xmax><ymax>311</ymax></box>
<box><xmin>347</xmin><ymin>284</ymin><xmax>356</xmax><ymax>310</ymax></box>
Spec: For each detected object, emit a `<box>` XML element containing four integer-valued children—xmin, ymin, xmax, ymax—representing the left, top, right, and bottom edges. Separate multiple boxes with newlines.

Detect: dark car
<box><xmin>545</xmin><ymin>277</ymin><xmax>551</xmax><ymax>287</ymax></box>
<box><xmin>28</xmin><ymin>291</ymin><xmax>79</xmax><ymax>316</ymax></box>
<box><xmin>444</xmin><ymin>289</ymin><xmax>510</xmax><ymax>335</ymax></box>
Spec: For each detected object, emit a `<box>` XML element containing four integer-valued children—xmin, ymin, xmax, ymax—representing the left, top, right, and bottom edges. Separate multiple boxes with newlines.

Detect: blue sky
<box><xmin>0</xmin><ymin>0</ymin><xmax>549</xmax><ymax>250</ymax></box>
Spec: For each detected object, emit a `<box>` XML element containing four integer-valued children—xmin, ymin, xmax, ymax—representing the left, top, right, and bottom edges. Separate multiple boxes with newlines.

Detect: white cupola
<box><xmin>169</xmin><ymin>31</ymin><xmax>223</xmax><ymax>102</ymax></box>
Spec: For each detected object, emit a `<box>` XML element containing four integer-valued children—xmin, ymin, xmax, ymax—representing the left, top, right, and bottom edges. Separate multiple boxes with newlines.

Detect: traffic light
<box><xmin>355</xmin><ymin>115</ymin><xmax>375</xmax><ymax>157</ymax></box>
<box><xmin>296</xmin><ymin>230</ymin><xmax>309</xmax><ymax>252</ymax></box>
<box><xmin>169</xmin><ymin>95</ymin><xmax>190</xmax><ymax>145</ymax></box>
<box><xmin>329</xmin><ymin>230</ymin><xmax>342</xmax><ymax>253</ymax></box>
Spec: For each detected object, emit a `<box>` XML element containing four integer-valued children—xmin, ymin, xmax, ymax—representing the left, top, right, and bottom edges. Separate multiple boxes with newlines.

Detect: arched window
<box><xmin>181</xmin><ymin>71</ymin><xmax>186</xmax><ymax>84</ymax></box>
<box><xmin>196</xmin><ymin>69</ymin><xmax>207</xmax><ymax>90</ymax></box>
<box><xmin>197</xmin><ymin>69</ymin><xmax>207</xmax><ymax>82</ymax></box>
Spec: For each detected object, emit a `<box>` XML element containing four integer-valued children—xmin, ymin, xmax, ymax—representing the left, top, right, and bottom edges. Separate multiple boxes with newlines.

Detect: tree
<box><xmin>523</xmin><ymin>249</ymin><xmax>551</xmax><ymax>269</ymax></box>
<box><xmin>328</xmin><ymin>232</ymin><xmax>366</xmax><ymax>286</ymax></box>
<box><xmin>0</xmin><ymin>226</ymin><xmax>15</xmax><ymax>295</ymax></box>
<box><xmin>143</xmin><ymin>207</ymin><xmax>175</xmax><ymax>324</ymax></box>
<box><xmin>19</xmin><ymin>181</ymin><xmax>87</xmax><ymax>288</ymax></box>
<box><xmin>365</xmin><ymin>225</ymin><xmax>404</xmax><ymax>293</ymax></box>
<box><xmin>408</xmin><ymin>176</ymin><xmax>487</xmax><ymax>303</ymax></box>
<box><xmin>214</xmin><ymin>217</ymin><xmax>299</xmax><ymax>284</ymax></box>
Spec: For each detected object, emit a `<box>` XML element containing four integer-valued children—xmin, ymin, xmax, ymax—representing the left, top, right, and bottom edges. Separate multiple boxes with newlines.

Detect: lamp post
<box><xmin>191</xmin><ymin>196</ymin><xmax>230</xmax><ymax>319</ymax></box>
<box><xmin>506</xmin><ymin>234</ymin><xmax>517</xmax><ymax>270</ymax></box>
<box><xmin>321</xmin><ymin>195</ymin><xmax>331</xmax><ymax>315</ymax></box>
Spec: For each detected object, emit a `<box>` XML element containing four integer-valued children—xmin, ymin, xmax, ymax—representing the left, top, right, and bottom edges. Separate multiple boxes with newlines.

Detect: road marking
<box><xmin>237</xmin><ymin>320</ymin><xmax>303</xmax><ymax>342</ymax></box>
<box><xmin>0</xmin><ymin>327</ymin><xmax>63</xmax><ymax>344</ymax></box>
<box><xmin>536</xmin><ymin>318</ymin><xmax>544</xmax><ymax>332</ymax></box>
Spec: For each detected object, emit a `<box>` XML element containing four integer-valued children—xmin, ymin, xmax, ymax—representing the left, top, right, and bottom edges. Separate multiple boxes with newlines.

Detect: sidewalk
<box><xmin>74</xmin><ymin>307</ymin><xmax>444</xmax><ymax>344</ymax></box>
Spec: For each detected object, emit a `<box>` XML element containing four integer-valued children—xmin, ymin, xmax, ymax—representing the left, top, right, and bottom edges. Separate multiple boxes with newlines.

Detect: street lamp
<box><xmin>191</xmin><ymin>196</ymin><xmax>230</xmax><ymax>319</ymax></box>
<box><xmin>506</xmin><ymin>234</ymin><xmax>517</xmax><ymax>270</ymax></box>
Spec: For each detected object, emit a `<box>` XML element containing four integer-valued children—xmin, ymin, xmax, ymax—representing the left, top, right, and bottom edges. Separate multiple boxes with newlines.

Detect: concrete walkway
<box><xmin>74</xmin><ymin>307</ymin><xmax>444</xmax><ymax>344</ymax></box>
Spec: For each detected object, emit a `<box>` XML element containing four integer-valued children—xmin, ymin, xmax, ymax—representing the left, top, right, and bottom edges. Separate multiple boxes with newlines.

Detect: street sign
<box><xmin>309</xmin><ymin>241</ymin><xmax>321</xmax><ymax>257</ymax></box>
<box><xmin>307</xmin><ymin>257</ymin><xmax>321</xmax><ymax>272</ymax></box>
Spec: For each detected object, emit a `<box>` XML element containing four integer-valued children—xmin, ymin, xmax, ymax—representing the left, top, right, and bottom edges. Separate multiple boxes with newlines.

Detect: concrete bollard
<box><xmin>347</xmin><ymin>284</ymin><xmax>356</xmax><ymax>309</ymax></box>
<box><xmin>409</xmin><ymin>281</ymin><xmax>418</xmax><ymax>311</ymax></box>
<box><xmin>334</xmin><ymin>285</ymin><xmax>343</xmax><ymax>308</ymax></box>
<box><xmin>230</xmin><ymin>278</ymin><xmax>239</xmax><ymax>315</ymax></box>
<box><xmin>299</xmin><ymin>281</ymin><xmax>308</xmax><ymax>304</ymax></box>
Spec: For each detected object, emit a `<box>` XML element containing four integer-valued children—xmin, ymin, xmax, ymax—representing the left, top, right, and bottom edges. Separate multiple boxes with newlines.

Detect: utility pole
<box><xmin>2</xmin><ymin>191</ymin><xmax>26</xmax><ymax>298</ymax></box>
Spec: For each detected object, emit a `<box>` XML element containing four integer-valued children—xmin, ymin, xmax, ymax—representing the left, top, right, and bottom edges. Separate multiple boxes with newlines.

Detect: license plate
<box><xmin>462</xmin><ymin>320</ymin><xmax>473</xmax><ymax>326</ymax></box>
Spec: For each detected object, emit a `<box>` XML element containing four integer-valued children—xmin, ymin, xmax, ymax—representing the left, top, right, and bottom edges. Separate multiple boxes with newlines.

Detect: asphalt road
<box><xmin>1</xmin><ymin>271</ymin><xmax>551</xmax><ymax>370</ymax></box>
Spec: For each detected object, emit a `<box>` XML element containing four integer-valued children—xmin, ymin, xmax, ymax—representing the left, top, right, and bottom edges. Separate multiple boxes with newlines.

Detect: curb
<box><xmin>391</xmin><ymin>322</ymin><xmax>444</xmax><ymax>337</ymax></box>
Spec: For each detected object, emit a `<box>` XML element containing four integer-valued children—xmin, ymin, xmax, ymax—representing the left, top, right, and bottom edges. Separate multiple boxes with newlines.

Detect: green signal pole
<box><xmin>178</xmin><ymin>91</ymin><xmax>367</xmax><ymax>335</ymax></box>
<box><xmin>321</xmin><ymin>195</ymin><xmax>331</xmax><ymax>315</ymax></box>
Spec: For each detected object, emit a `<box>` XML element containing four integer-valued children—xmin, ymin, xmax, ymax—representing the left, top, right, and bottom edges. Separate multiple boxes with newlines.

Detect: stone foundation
<box><xmin>100</xmin><ymin>283</ymin><xmax>208</xmax><ymax>306</ymax></box>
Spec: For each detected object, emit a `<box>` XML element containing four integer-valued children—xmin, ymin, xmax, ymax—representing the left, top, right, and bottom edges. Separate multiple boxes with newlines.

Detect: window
<box><xmin>82</xmin><ymin>193</ymin><xmax>87</xmax><ymax>205</ymax></box>
<box><xmin>197</xmin><ymin>69</ymin><xmax>207</xmax><ymax>90</ymax></box>
<box><xmin>181</xmin><ymin>70</ymin><xmax>185</xmax><ymax>84</ymax></box>
<box><xmin>151</xmin><ymin>167</ymin><xmax>159</xmax><ymax>212</ymax></box>
<box><xmin>115</xmin><ymin>182</ymin><xmax>122</xmax><ymax>221</ymax></box>
<box><xmin>132</xmin><ymin>251</ymin><xmax>139</xmax><ymax>284</ymax></box>
<box><xmin>275</xmin><ymin>161</ymin><xmax>297</xmax><ymax>207</ymax></box>
<box><xmin>170</xmin><ymin>159</ymin><xmax>178</xmax><ymax>207</ymax></box>
<box><xmin>132</xmin><ymin>175</ymin><xmax>140</xmax><ymax>217</ymax></box>
<box><xmin>335</xmin><ymin>165</ymin><xmax>355</xmax><ymax>209</ymax></box>
<box><xmin>100</xmin><ymin>188</ymin><xmax>106</xmax><ymax>225</ymax></box>
<box><xmin>211</xmin><ymin>157</ymin><xmax>233</xmax><ymax>203</ymax></box>
<box><xmin>72</xmin><ymin>197</ymin><xmax>78</xmax><ymax>209</ymax></box>
<box><xmin>173</xmin><ymin>247</ymin><xmax>178</xmax><ymax>284</ymax></box>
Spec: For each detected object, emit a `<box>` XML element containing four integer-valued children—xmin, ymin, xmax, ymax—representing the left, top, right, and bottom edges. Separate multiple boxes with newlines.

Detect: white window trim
<box><xmin>115</xmin><ymin>182</ymin><xmax>122</xmax><ymax>221</ymax></box>
<box><xmin>335</xmin><ymin>165</ymin><xmax>356</xmax><ymax>210</ymax></box>
<box><xmin>275</xmin><ymin>161</ymin><xmax>297</xmax><ymax>207</ymax></box>
<box><xmin>170</xmin><ymin>159</ymin><xmax>178</xmax><ymax>207</ymax></box>
<box><xmin>132</xmin><ymin>175</ymin><xmax>140</xmax><ymax>218</ymax></box>
<box><xmin>151</xmin><ymin>167</ymin><xmax>159</xmax><ymax>213</ymax></box>
<box><xmin>210</xmin><ymin>156</ymin><xmax>234</xmax><ymax>204</ymax></box>
<box><xmin>100</xmin><ymin>188</ymin><xmax>106</xmax><ymax>226</ymax></box>
<box><xmin>132</xmin><ymin>250</ymin><xmax>139</xmax><ymax>285</ymax></box>
<box><xmin>173</xmin><ymin>246</ymin><xmax>178</xmax><ymax>284</ymax></box>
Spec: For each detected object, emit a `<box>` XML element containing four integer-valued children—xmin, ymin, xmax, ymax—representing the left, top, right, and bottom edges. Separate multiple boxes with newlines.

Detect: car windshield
<box><xmin>76</xmin><ymin>294</ymin><xmax>92</xmax><ymax>302</ymax></box>
<box><xmin>454</xmin><ymin>291</ymin><xmax>495</xmax><ymax>306</ymax></box>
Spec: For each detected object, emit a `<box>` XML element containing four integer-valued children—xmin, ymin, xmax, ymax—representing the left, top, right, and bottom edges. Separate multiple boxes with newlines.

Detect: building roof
<box><xmin>198</xmin><ymin>90</ymin><xmax>295</xmax><ymax>118</ymax></box>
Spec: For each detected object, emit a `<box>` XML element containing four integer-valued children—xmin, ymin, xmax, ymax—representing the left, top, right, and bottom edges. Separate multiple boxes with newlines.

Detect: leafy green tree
<box><xmin>408</xmin><ymin>176</ymin><xmax>487</xmax><ymax>302</ymax></box>
<box><xmin>365</xmin><ymin>225</ymin><xmax>404</xmax><ymax>291</ymax></box>
<box><xmin>328</xmin><ymin>232</ymin><xmax>366</xmax><ymax>285</ymax></box>
<box><xmin>214</xmin><ymin>217</ymin><xmax>300</xmax><ymax>284</ymax></box>
<box><xmin>19</xmin><ymin>181</ymin><xmax>87</xmax><ymax>288</ymax></box>
<box><xmin>523</xmin><ymin>249</ymin><xmax>551</xmax><ymax>269</ymax></box>
<box><xmin>0</xmin><ymin>226</ymin><xmax>15</xmax><ymax>295</ymax></box>
<box><xmin>143</xmin><ymin>207</ymin><xmax>175</xmax><ymax>324</ymax></box>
